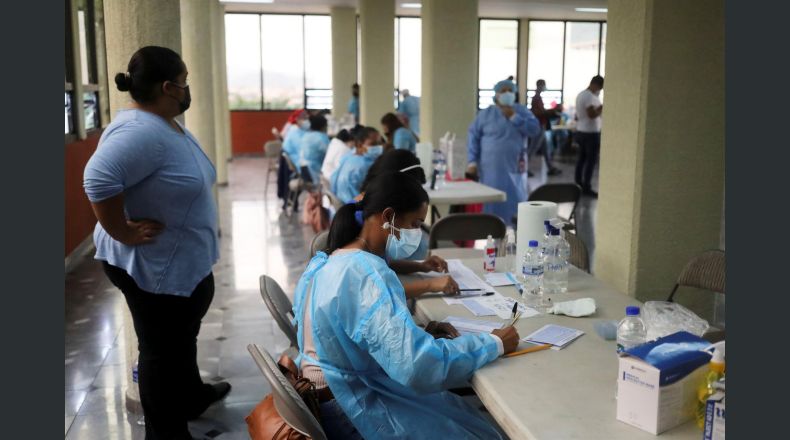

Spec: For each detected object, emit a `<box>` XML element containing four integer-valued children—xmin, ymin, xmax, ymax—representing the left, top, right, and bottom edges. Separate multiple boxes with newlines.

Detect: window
<box><xmin>225</xmin><ymin>13</ymin><xmax>333</xmax><ymax>111</ymax></box>
<box><xmin>525</xmin><ymin>20</ymin><xmax>607</xmax><ymax>114</ymax></box>
<box><xmin>396</xmin><ymin>17</ymin><xmax>422</xmax><ymax>99</ymax></box>
<box><xmin>478</xmin><ymin>19</ymin><xmax>519</xmax><ymax>109</ymax></box>
<box><xmin>65</xmin><ymin>0</ymin><xmax>102</xmax><ymax>138</ymax></box>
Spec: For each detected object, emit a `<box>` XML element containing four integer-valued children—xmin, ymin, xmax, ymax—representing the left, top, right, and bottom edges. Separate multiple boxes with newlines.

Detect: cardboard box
<box><xmin>703</xmin><ymin>391</ymin><xmax>725</xmax><ymax>440</ymax></box>
<box><xmin>616</xmin><ymin>356</ymin><xmax>707</xmax><ymax>435</ymax></box>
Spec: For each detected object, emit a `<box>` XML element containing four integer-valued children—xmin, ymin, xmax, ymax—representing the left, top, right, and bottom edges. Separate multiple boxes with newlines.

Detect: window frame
<box><xmin>225</xmin><ymin>12</ymin><xmax>334</xmax><ymax>112</ymax></box>
<box><xmin>66</xmin><ymin>0</ymin><xmax>104</xmax><ymax>143</ymax></box>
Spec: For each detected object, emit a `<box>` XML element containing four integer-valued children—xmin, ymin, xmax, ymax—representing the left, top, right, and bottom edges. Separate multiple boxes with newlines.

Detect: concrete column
<box><xmin>103</xmin><ymin>0</ymin><xmax>182</xmax><ymax>117</ymax></box>
<box><xmin>595</xmin><ymin>0</ymin><xmax>724</xmax><ymax>319</ymax></box>
<box><xmin>209</xmin><ymin>0</ymin><xmax>228</xmax><ymax>184</ymax></box>
<box><xmin>217</xmin><ymin>4</ymin><xmax>232</xmax><ymax>162</ymax></box>
<box><xmin>421</xmin><ymin>0</ymin><xmax>478</xmax><ymax>146</ymax></box>
<box><xmin>358</xmin><ymin>0</ymin><xmax>395</xmax><ymax>126</ymax></box>
<box><xmin>517</xmin><ymin>18</ymin><xmax>530</xmax><ymax>104</ymax></box>
<box><xmin>181</xmin><ymin>0</ymin><xmax>217</xmax><ymax>167</ymax></box>
<box><xmin>331</xmin><ymin>6</ymin><xmax>358</xmax><ymax>116</ymax></box>
<box><xmin>103</xmin><ymin>0</ymin><xmax>182</xmax><ymax>413</ymax></box>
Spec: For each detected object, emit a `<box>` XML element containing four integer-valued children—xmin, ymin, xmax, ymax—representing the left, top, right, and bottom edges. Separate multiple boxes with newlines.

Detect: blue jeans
<box><xmin>319</xmin><ymin>399</ymin><xmax>364</xmax><ymax>440</ymax></box>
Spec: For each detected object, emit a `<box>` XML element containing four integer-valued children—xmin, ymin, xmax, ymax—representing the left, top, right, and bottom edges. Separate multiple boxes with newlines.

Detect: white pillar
<box><xmin>595</xmin><ymin>0</ymin><xmax>724</xmax><ymax>320</ymax></box>
<box><xmin>331</xmin><ymin>6</ymin><xmax>358</xmax><ymax>117</ymax></box>
<box><xmin>217</xmin><ymin>3</ymin><xmax>232</xmax><ymax>162</ymax></box>
<box><xmin>421</xmin><ymin>0</ymin><xmax>479</xmax><ymax>146</ymax></box>
<box><xmin>209</xmin><ymin>0</ymin><xmax>228</xmax><ymax>184</ymax></box>
<box><xmin>358</xmin><ymin>0</ymin><xmax>395</xmax><ymax>126</ymax></box>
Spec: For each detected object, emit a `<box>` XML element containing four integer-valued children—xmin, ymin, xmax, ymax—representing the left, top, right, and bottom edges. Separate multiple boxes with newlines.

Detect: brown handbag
<box><xmin>246</xmin><ymin>354</ymin><xmax>321</xmax><ymax>440</ymax></box>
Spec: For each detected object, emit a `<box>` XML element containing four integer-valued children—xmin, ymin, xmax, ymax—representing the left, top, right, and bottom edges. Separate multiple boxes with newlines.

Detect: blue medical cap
<box><xmin>494</xmin><ymin>79</ymin><xmax>516</xmax><ymax>93</ymax></box>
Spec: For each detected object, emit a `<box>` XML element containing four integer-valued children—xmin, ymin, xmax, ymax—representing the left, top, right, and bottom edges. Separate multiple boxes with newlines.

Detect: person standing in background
<box><xmin>467</xmin><ymin>79</ymin><xmax>540</xmax><ymax>226</ymax></box>
<box><xmin>397</xmin><ymin>89</ymin><xmax>420</xmax><ymax>135</ymax></box>
<box><xmin>83</xmin><ymin>46</ymin><xmax>230</xmax><ymax>440</ymax></box>
<box><xmin>348</xmin><ymin>83</ymin><xmax>360</xmax><ymax>124</ymax></box>
<box><xmin>574</xmin><ymin>75</ymin><xmax>604</xmax><ymax>198</ymax></box>
<box><xmin>531</xmin><ymin>79</ymin><xmax>563</xmax><ymax>176</ymax></box>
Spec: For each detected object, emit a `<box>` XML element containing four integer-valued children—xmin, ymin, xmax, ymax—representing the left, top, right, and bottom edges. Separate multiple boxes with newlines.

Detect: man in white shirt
<box><xmin>574</xmin><ymin>75</ymin><xmax>604</xmax><ymax>198</ymax></box>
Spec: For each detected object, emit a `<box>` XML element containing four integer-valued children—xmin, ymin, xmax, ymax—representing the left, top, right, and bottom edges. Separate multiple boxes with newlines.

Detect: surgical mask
<box><xmin>364</xmin><ymin>145</ymin><xmax>384</xmax><ymax>159</ymax></box>
<box><xmin>497</xmin><ymin>91</ymin><xmax>516</xmax><ymax>106</ymax></box>
<box><xmin>299</xmin><ymin>120</ymin><xmax>311</xmax><ymax>130</ymax></box>
<box><xmin>384</xmin><ymin>214</ymin><xmax>422</xmax><ymax>261</ymax></box>
<box><xmin>168</xmin><ymin>82</ymin><xmax>191</xmax><ymax>114</ymax></box>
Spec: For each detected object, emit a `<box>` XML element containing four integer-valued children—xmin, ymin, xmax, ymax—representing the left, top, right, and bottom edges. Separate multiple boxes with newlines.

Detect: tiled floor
<box><xmin>64</xmin><ymin>153</ymin><xmax>597</xmax><ymax>439</ymax></box>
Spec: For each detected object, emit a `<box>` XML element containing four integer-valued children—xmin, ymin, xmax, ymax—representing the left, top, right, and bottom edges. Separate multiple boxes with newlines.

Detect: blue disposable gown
<box><xmin>348</xmin><ymin>96</ymin><xmax>360</xmax><ymax>122</ymax></box>
<box><xmin>299</xmin><ymin>131</ymin><xmax>330</xmax><ymax>183</ymax></box>
<box><xmin>392</xmin><ymin>126</ymin><xmax>418</xmax><ymax>153</ymax></box>
<box><xmin>282</xmin><ymin>127</ymin><xmax>306</xmax><ymax>169</ymax></box>
<box><xmin>467</xmin><ymin>105</ymin><xmax>540</xmax><ymax>225</ymax></box>
<box><xmin>293</xmin><ymin>250</ymin><xmax>503</xmax><ymax>440</ymax></box>
<box><xmin>398</xmin><ymin>96</ymin><xmax>420</xmax><ymax>135</ymax></box>
<box><xmin>330</xmin><ymin>152</ymin><xmax>374</xmax><ymax>203</ymax></box>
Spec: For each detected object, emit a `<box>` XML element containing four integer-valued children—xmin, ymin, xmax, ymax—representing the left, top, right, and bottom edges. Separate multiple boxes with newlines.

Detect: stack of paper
<box><xmin>522</xmin><ymin>324</ymin><xmax>585</xmax><ymax>350</ymax></box>
<box><xmin>483</xmin><ymin>272</ymin><xmax>516</xmax><ymax>287</ymax></box>
<box><xmin>446</xmin><ymin>259</ymin><xmax>495</xmax><ymax>293</ymax></box>
<box><xmin>441</xmin><ymin>316</ymin><xmax>503</xmax><ymax>335</ymax></box>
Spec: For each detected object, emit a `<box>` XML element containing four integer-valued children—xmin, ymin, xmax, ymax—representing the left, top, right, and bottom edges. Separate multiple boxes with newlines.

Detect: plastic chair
<box><xmin>428</xmin><ymin>213</ymin><xmax>506</xmax><ymax>249</ymax></box>
<box><xmin>263</xmin><ymin>140</ymin><xmax>282</xmax><ymax>195</ymax></box>
<box><xmin>322</xmin><ymin>187</ymin><xmax>345</xmax><ymax>211</ymax></box>
<box><xmin>564</xmin><ymin>231</ymin><xmax>591</xmax><ymax>273</ymax></box>
<box><xmin>528</xmin><ymin>183</ymin><xmax>582</xmax><ymax>228</ymax></box>
<box><xmin>259</xmin><ymin>275</ymin><xmax>298</xmax><ymax>348</ymax></box>
<box><xmin>246</xmin><ymin>344</ymin><xmax>328</xmax><ymax>440</ymax></box>
<box><xmin>310</xmin><ymin>231</ymin><xmax>329</xmax><ymax>258</ymax></box>
<box><xmin>281</xmin><ymin>153</ymin><xmax>303</xmax><ymax>216</ymax></box>
<box><xmin>667</xmin><ymin>250</ymin><xmax>726</xmax><ymax>302</ymax></box>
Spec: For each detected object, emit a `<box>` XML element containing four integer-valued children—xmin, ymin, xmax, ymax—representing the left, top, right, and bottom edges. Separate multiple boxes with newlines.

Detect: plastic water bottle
<box><xmin>432</xmin><ymin>149</ymin><xmax>447</xmax><ymax>189</ymax></box>
<box><xmin>616</xmin><ymin>306</ymin><xmax>647</xmax><ymax>353</ymax></box>
<box><xmin>544</xmin><ymin>227</ymin><xmax>570</xmax><ymax>293</ymax></box>
<box><xmin>521</xmin><ymin>241</ymin><xmax>550</xmax><ymax>312</ymax></box>
<box><xmin>484</xmin><ymin>235</ymin><xmax>496</xmax><ymax>272</ymax></box>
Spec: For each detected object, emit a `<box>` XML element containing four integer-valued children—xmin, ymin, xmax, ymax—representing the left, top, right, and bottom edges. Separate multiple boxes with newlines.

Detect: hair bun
<box><xmin>114</xmin><ymin>72</ymin><xmax>131</xmax><ymax>92</ymax></box>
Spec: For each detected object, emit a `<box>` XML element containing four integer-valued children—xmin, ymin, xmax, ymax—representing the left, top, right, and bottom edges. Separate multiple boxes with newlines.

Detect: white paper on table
<box><xmin>522</xmin><ymin>324</ymin><xmax>585</xmax><ymax>349</ymax></box>
<box><xmin>484</xmin><ymin>272</ymin><xmax>516</xmax><ymax>287</ymax></box>
<box><xmin>446</xmin><ymin>259</ymin><xmax>496</xmax><ymax>293</ymax></box>
<box><xmin>443</xmin><ymin>297</ymin><xmax>464</xmax><ymax>305</ymax></box>
<box><xmin>460</xmin><ymin>298</ymin><xmax>497</xmax><ymax>316</ymax></box>
<box><xmin>474</xmin><ymin>293</ymin><xmax>540</xmax><ymax>319</ymax></box>
<box><xmin>442</xmin><ymin>316</ymin><xmax>503</xmax><ymax>335</ymax></box>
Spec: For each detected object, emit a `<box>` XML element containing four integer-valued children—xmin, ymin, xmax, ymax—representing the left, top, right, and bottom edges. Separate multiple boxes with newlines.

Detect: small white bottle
<box><xmin>484</xmin><ymin>235</ymin><xmax>496</xmax><ymax>272</ymax></box>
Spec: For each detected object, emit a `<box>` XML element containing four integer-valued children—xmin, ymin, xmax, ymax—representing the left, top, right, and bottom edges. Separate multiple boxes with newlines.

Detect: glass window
<box><xmin>478</xmin><ymin>19</ymin><xmax>519</xmax><ymax>109</ymax></box>
<box><xmin>77</xmin><ymin>9</ymin><xmax>91</xmax><ymax>85</ymax></box>
<box><xmin>397</xmin><ymin>17</ymin><xmax>422</xmax><ymax>97</ymax></box>
<box><xmin>225</xmin><ymin>14</ymin><xmax>262</xmax><ymax>109</ymax></box>
<box><xmin>562</xmin><ymin>22</ymin><xmax>601</xmax><ymax>115</ymax></box>
<box><xmin>304</xmin><ymin>16</ymin><xmax>332</xmax><ymax>89</ymax></box>
<box><xmin>261</xmin><ymin>15</ymin><xmax>304</xmax><ymax>109</ymax></box>
<box><xmin>83</xmin><ymin>91</ymin><xmax>99</xmax><ymax>131</ymax></box>
<box><xmin>65</xmin><ymin>92</ymin><xmax>72</xmax><ymax>134</ymax></box>
<box><xmin>527</xmin><ymin>21</ymin><xmax>564</xmax><ymax>91</ymax></box>
<box><xmin>600</xmin><ymin>23</ymin><xmax>607</xmax><ymax>77</ymax></box>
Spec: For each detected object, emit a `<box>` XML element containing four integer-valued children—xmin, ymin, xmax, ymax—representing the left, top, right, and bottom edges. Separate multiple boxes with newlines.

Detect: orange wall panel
<box><xmin>65</xmin><ymin>134</ymin><xmax>101</xmax><ymax>257</ymax></box>
<box><xmin>230</xmin><ymin>111</ymin><xmax>290</xmax><ymax>155</ymax></box>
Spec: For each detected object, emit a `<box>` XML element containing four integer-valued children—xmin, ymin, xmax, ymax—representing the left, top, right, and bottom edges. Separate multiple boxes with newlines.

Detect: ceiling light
<box><xmin>220</xmin><ymin>1</ymin><xmax>274</xmax><ymax>4</ymax></box>
<box><xmin>401</xmin><ymin>3</ymin><xmax>422</xmax><ymax>8</ymax></box>
<box><xmin>575</xmin><ymin>7</ymin><xmax>607</xmax><ymax>13</ymax></box>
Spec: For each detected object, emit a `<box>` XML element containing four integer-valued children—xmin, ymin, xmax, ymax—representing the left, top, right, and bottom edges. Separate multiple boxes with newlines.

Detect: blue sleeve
<box><xmin>392</xmin><ymin>128</ymin><xmax>410</xmax><ymax>151</ymax></box>
<box><xmin>83</xmin><ymin>124</ymin><xmax>165</xmax><ymax>202</ymax></box>
<box><xmin>510</xmin><ymin>105</ymin><xmax>541</xmax><ymax>139</ymax></box>
<box><xmin>467</xmin><ymin>113</ymin><xmax>483</xmax><ymax>165</ymax></box>
<box><xmin>344</xmin><ymin>264</ymin><xmax>500</xmax><ymax>394</ymax></box>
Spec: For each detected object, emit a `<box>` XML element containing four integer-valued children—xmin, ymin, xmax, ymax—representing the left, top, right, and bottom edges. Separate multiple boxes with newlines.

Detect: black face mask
<box><xmin>168</xmin><ymin>82</ymin><xmax>191</xmax><ymax>114</ymax></box>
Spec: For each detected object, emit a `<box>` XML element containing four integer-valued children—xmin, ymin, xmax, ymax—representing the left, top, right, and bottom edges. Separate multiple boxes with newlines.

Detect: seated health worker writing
<box><xmin>293</xmin><ymin>172</ymin><xmax>520</xmax><ymax>439</ymax></box>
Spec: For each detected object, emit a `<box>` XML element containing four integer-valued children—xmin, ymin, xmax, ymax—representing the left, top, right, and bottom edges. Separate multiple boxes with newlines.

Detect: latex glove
<box><xmin>549</xmin><ymin>298</ymin><xmax>596</xmax><ymax>317</ymax></box>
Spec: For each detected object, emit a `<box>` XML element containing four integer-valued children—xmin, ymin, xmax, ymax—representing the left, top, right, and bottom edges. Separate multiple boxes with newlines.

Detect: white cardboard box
<box><xmin>703</xmin><ymin>391</ymin><xmax>725</xmax><ymax>440</ymax></box>
<box><xmin>616</xmin><ymin>356</ymin><xmax>707</xmax><ymax>435</ymax></box>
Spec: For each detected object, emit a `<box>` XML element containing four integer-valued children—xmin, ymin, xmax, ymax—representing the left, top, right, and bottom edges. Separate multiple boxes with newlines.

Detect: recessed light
<box><xmin>401</xmin><ymin>3</ymin><xmax>422</xmax><ymax>8</ymax></box>
<box><xmin>575</xmin><ymin>7</ymin><xmax>607</xmax><ymax>13</ymax></box>
<box><xmin>219</xmin><ymin>0</ymin><xmax>275</xmax><ymax>4</ymax></box>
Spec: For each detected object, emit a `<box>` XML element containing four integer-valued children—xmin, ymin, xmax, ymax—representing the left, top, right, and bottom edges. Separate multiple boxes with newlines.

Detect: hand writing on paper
<box><xmin>491</xmin><ymin>326</ymin><xmax>520</xmax><ymax>354</ymax></box>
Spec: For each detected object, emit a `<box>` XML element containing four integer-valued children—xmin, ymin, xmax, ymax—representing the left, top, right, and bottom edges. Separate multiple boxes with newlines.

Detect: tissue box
<box><xmin>615</xmin><ymin>331</ymin><xmax>712</xmax><ymax>435</ymax></box>
<box><xmin>703</xmin><ymin>391</ymin><xmax>725</xmax><ymax>440</ymax></box>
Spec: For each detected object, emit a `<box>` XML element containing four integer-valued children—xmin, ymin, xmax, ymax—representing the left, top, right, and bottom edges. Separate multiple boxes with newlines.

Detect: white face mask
<box><xmin>384</xmin><ymin>214</ymin><xmax>422</xmax><ymax>261</ymax></box>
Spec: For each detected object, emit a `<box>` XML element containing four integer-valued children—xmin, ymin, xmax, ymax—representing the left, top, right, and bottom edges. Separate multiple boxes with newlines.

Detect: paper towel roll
<box><xmin>416</xmin><ymin>142</ymin><xmax>433</xmax><ymax>183</ymax></box>
<box><xmin>516</xmin><ymin>201</ymin><xmax>558</xmax><ymax>268</ymax></box>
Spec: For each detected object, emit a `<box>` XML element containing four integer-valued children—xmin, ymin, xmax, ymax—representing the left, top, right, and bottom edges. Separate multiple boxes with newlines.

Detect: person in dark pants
<box><xmin>83</xmin><ymin>46</ymin><xmax>230</xmax><ymax>439</ymax></box>
<box><xmin>574</xmin><ymin>75</ymin><xmax>604</xmax><ymax>198</ymax></box>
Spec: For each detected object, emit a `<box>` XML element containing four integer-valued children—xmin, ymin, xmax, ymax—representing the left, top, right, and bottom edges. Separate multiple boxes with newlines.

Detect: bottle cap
<box><xmin>529</xmin><ymin>240</ymin><xmax>539</xmax><ymax>247</ymax></box>
<box><xmin>550</xmin><ymin>227</ymin><xmax>560</xmax><ymax>236</ymax></box>
<box><xmin>625</xmin><ymin>306</ymin><xmax>640</xmax><ymax>316</ymax></box>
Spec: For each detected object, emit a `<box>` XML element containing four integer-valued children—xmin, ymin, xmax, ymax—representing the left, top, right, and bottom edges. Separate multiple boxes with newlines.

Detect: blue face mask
<box><xmin>497</xmin><ymin>91</ymin><xmax>516</xmax><ymax>106</ymax></box>
<box><xmin>299</xmin><ymin>120</ymin><xmax>311</xmax><ymax>130</ymax></box>
<box><xmin>365</xmin><ymin>145</ymin><xmax>384</xmax><ymax>159</ymax></box>
<box><xmin>384</xmin><ymin>214</ymin><xmax>423</xmax><ymax>261</ymax></box>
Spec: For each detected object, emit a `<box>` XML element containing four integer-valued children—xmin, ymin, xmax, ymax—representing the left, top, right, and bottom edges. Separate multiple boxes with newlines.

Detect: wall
<box><xmin>65</xmin><ymin>133</ymin><xmax>101</xmax><ymax>257</ymax></box>
<box><xmin>230</xmin><ymin>111</ymin><xmax>291</xmax><ymax>155</ymax></box>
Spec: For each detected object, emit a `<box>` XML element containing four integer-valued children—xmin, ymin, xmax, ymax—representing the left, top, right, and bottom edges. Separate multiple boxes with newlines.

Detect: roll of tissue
<box><xmin>516</xmin><ymin>201</ymin><xmax>558</xmax><ymax>266</ymax></box>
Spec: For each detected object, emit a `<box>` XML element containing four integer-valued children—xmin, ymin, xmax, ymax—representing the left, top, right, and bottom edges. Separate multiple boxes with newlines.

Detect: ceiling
<box><xmin>221</xmin><ymin>0</ymin><xmax>608</xmax><ymax>20</ymax></box>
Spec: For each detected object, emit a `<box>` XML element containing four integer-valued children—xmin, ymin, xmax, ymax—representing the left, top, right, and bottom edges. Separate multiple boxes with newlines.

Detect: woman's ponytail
<box><xmin>326</xmin><ymin>202</ymin><xmax>364</xmax><ymax>253</ymax></box>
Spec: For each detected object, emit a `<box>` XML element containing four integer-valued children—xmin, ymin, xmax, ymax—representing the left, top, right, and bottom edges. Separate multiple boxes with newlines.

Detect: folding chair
<box><xmin>564</xmin><ymin>231</ymin><xmax>591</xmax><ymax>273</ymax></box>
<box><xmin>259</xmin><ymin>275</ymin><xmax>298</xmax><ymax>348</ymax></box>
<box><xmin>263</xmin><ymin>140</ymin><xmax>282</xmax><ymax>195</ymax></box>
<box><xmin>528</xmin><ymin>183</ymin><xmax>582</xmax><ymax>229</ymax></box>
<box><xmin>428</xmin><ymin>213</ymin><xmax>506</xmax><ymax>249</ymax></box>
<box><xmin>310</xmin><ymin>231</ymin><xmax>329</xmax><ymax>258</ymax></box>
<box><xmin>667</xmin><ymin>250</ymin><xmax>726</xmax><ymax>342</ymax></box>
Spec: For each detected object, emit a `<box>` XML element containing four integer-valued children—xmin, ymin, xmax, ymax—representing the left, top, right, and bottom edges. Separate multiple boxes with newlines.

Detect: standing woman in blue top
<box><xmin>83</xmin><ymin>46</ymin><xmax>230</xmax><ymax>440</ymax></box>
<box><xmin>381</xmin><ymin>112</ymin><xmax>418</xmax><ymax>153</ymax></box>
<box><xmin>347</xmin><ymin>83</ymin><xmax>360</xmax><ymax>124</ymax></box>
<box><xmin>329</xmin><ymin>126</ymin><xmax>383</xmax><ymax>203</ymax></box>
<box><xmin>298</xmin><ymin>114</ymin><xmax>330</xmax><ymax>184</ymax></box>
<box><xmin>467</xmin><ymin>79</ymin><xmax>540</xmax><ymax>226</ymax></box>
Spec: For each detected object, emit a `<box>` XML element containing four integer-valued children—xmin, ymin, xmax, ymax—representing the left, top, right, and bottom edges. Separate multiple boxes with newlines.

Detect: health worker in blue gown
<box><xmin>397</xmin><ymin>89</ymin><xmax>420</xmax><ymax>135</ymax></box>
<box><xmin>467</xmin><ymin>79</ymin><xmax>540</xmax><ymax>225</ymax></box>
<box><xmin>330</xmin><ymin>126</ymin><xmax>383</xmax><ymax>203</ymax></box>
<box><xmin>293</xmin><ymin>171</ymin><xmax>520</xmax><ymax>439</ymax></box>
<box><xmin>298</xmin><ymin>114</ymin><xmax>330</xmax><ymax>184</ymax></box>
<box><xmin>282</xmin><ymin>110</ymin><xmax>309</xmax><ymax>168</ymax></box>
